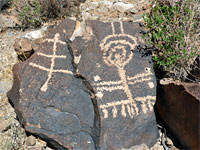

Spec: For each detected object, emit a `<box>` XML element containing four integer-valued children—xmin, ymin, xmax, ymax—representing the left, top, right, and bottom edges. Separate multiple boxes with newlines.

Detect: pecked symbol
<box><xmin>100</xmin><ymin>22</ymin><xmax>137</xmax><ymax>68</ymax></box>
<box><xmin>94</xmin><ymin>22</ymin><xmax>156</xmax><ymax>119</ymax></box>
<box><xmin>29</xmin><ymin>33</ymin><xmax>73</xmax><ymax>92</ymax></box>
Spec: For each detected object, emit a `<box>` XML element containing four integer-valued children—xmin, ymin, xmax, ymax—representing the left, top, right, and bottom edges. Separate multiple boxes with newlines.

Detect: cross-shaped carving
<box><xmin>29</xmin><ymin>33</ymin><xmax>73</xmax><ymax>92</ymax></box>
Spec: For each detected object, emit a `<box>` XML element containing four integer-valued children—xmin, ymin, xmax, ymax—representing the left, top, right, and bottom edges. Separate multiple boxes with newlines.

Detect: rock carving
<box><xmin>93</xmin><ymin>22</ymin><xmax>156</xmax><ymax>118</ymax></box>
<box><xmin>29</xmin><ymin>33</ymin><xmax>73</xmax><ymax>92</ymax></box>
<box><xmin>7</xmin><ymin>19</ymin><xmax>159</xmax><ymax>150</ymax></box>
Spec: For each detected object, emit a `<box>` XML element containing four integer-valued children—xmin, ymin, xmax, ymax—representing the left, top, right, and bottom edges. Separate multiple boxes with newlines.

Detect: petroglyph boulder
<box><xmin>7</xmin><ymin>19</ymin><xmax>159</xmax><ymax>149</ymax></box>
<box><xmin>73</xmin><ymin>20</ymin><xmax>159</xmax><ymax>149</ymax></box>
<box><xmin>8</xmin><ymin>19</ymin><xmax>96</xmax><ymax>150</ymax></box>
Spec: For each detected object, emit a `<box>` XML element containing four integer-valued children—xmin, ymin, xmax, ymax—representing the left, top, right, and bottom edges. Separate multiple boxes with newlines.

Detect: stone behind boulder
<box><xmin>7</xmin><ymin>18</ymin><xmax>159</xmax><ymax>150</ymax></box>
<box><xmin>156</xmin><ymin>81</ymin><xmax>200</xmax><ymax>149</ymax></box>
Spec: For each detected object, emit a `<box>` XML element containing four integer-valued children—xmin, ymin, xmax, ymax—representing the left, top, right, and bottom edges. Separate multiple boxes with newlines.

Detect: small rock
<box><xmin>26</xmin><ymin>135</ymin><xmax>36</xmax><ymax>146</ymax></box>
<box><xmin>44</xmin><ymin>147</ymin><xmax>53</xmax><ymax>150</ymax></box>
<box><xmin>14</xmin><ymin>38</ymin><xmax>32</xmax><ymax>54</ymax></box>
<box><xmin>150</xmin><ymin>144</ymin><xmax>164</xmax><ymax>150</ymax></box>
<box><xmin>121</xmin><ymin>144</ymin><xmax>149</xmax><ymax>150</ymax></box>
<box><xmin>14</xmin><ymin>38</ymin><xmax>34</xmax><ymax>60</ymax></box>
<box><xmin>37</xmin><ymin>138</ymin><xmax>47</xmax><ymax>147</ymax></box>
<box><xmin>166</xmin><ymin>137</ymin><xmax>174</xmax><ymax>147</ymax></box>
<box><xmin>4</xmin><ymin>114</ymin><xmax>10</xmax><ymax>120</ymax></box>
<box><xmin>0</xmin><ymin>120</ymin><xmax>11</xmax><ymax>133</ymax></box>
<box><xmin>168</xmin><ymin>147</ymin><xmax>179</xmax><ymax>150</ymax></box>
<box><xmin>127</xmin><ymin>7</ymin><xmax>139</xmax><ymax>14</ymax></box>
<box><xmin>0</xmin><ymin>80</ymin><xmax>12</xmax><ymax>94</ymax></box>
<box><xmin>101</xmin><ymin>1</ymin><xmax>113</xmax><ymax>8</ymax></box>
<box><xmin>113</xmin><ymin>2</ymin><xmax>134</xmax><ymax>13</ymax></box>
<box><xmin>26</xmin><ymin>146</ymin><xmax>42</xmax><ymax>150</ymax></box>
<box><xmin>24</xmin><ymin>27</ymin><xmax>47</xmax><ymax>40</ymax></box>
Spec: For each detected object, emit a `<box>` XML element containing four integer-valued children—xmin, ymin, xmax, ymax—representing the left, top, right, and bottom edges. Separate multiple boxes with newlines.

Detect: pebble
<box><xmin>45</xmin><ymin>147</ymin><xmax>53</xmax><ymax>150</ymax></box>
<box><xmin>113</xmin><ymin>2</ymin><xmax>134</xmax><ymax>13</ymax></box>
<box><xmin>169</xmin><ymin>148</ymin><xmax>179</xmax><ymax>150</ymax></box>
<box><xmin>166</xmin><ymin>137</ymin><xmax>174</xmax><ymax>147</ymax></box>
<box><xmin>26</xmin><ymin>146</ymin><xmax>42</xmax><ymax>150</ymax></box>
<box><xmin>24</xmin><ymin>27</ymin><xmax>47</xmax><ymax>40</ymax></box>
<box><xmin>4</xmin><ymin>114</ymin><xmax>10</xmax><ymax>120</ymax></box>
<box><xmin>26</xmin><ymin>135</ymin><xmax>37</xmax><ymax>146</ymax></box>
<box><xmin>0</xmin><ymin>80</ymin><xmax>12</xmax><ymax>94</ymax></box>
<box><xmin>127</xmin><ymin>7</ymin><xmax>139</xmax><ymax>14</ymax></box>
<box><xmin>0</xmin><ymin>121</ymin><xmax>11</xmax><ymax>133</ymax></box>
<box><xmin>121</xmin><ymin>144</ymin><xmax>150</xmax><ymax>150</ymax></box>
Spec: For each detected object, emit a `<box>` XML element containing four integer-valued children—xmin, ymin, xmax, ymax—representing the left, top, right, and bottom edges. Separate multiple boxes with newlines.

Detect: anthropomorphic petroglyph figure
<box><xmin>93</xmin><ymin>22</ymin><xmax>156</xmax><ymax>119</ymax></box>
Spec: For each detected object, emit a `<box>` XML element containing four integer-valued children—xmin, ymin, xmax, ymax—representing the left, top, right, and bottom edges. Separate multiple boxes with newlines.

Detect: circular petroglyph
<box><xmin>100</xmin><ymin>34</ymin><xmax>137</xmax><ymax>68</ymax></box>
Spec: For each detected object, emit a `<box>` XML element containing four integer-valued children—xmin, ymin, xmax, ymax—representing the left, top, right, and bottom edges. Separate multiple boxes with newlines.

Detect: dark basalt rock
<box><xmin>8</xmin><ymin>19</ymin><xmax>95</xmax><ymax>150</ymax></box>
<box><xmin>156</xmin><ymin>81</ymin><xmax>200</xmax><ymax>149</ymax></box>
<box><xmin>7</xmin><ymin>19</ymin><xmax>159</xmax><ymax>150</ymax></box>
<box><xmin>73</xmin><ymin>20</ymin><xmax>159</xmax><ymax>149</ymax></box>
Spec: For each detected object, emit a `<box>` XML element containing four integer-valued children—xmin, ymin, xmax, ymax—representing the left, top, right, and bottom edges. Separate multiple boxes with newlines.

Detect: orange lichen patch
<box><xmin>75</xmin><ymin>21</ymin><xmax>81</xmax><ymax>31</ymax></box>
<box><xmin>70</xmin><ymin>21</ymin><xmax>83</xmax><ymax>41</ymax></box>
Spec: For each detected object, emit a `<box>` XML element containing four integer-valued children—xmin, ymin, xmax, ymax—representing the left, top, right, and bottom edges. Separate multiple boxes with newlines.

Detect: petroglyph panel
<box><xmin>8</xmin><ymin>19</ymin><xmax>159</xmax><ymax>150</ymax></box>
<box><xmin>89</xmin><ymin>21</ymin><xmax>156</xmax><ymax>119</ymax></box>
<box><xmin>7</xmin><ymin>19</ymin><xmax>97</xmax><ymax>150</ymax></box>
<box><xmin>76</xmin><ymin>20</ymin><xmax>158</xmax><ymax>149</ymax></box>
<box><xmin>93</xmin><ymin>67</ymin><xmax>156</xmax><ymax>118</ymax></box>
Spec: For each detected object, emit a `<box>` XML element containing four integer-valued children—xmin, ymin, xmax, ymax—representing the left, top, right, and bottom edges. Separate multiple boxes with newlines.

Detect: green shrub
<box><xmin>12</xmin><ymin>0</ymin><xmax>85</xmax><ymax>28</ymax></box>
<box><xmin>143</xmin><ymin>0</ymin><xmax>200</xmax><ymax>81</ymax></box>
<box><xmin>18</xmin><ymin>0</ymin><xmax>42</xmax><ymax>28</ymax></box>
<box><xmin>39</xmin><ymin>0</ymin><xmax>83</xmax><ymax>21</ymax></box>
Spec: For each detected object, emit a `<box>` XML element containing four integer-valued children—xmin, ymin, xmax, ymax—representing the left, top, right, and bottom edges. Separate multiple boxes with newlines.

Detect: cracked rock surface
<box><xmin>7</xmin><ymin>18</ymin><xmax>159</xmax><ymax>149</ymax></box>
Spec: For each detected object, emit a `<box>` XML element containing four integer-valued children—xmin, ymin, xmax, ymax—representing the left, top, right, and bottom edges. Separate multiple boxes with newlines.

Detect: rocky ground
<box><xmin>0</xmin><ymin>28</ymin><xmax>54</xmax><ymax>150</ymax></box>
<box><xmin>0</xmin><ymin>0</ymin><xmax>180</xmax><ymax>150</ymax></box>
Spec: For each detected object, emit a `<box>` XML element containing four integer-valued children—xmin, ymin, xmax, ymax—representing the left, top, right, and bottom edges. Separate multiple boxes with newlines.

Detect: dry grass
<box><xmin>11</xmin><ymin>0</ymin><xmax>85</xmax><ymax>28</ymax></box>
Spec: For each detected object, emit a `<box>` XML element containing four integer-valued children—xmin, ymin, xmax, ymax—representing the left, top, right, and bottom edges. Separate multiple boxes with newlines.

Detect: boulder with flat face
<box><xmin>8</xmin><ymin>19</ymin><xmax>96</xmax><ymax>150</ymax></box>
<box><xmin>7</xmin><ymin>19</ymin><xmax>159</xmax><ymax>150</ymax></box>
<box><xmin>72</xmin><ymin>20</ymin><xmax>159</xmax><ymax>149</ymax></box>
<box><xmin>156</xmin><ymin>80</ymin><xmax>200</xmax><ymax>149</ymax></box>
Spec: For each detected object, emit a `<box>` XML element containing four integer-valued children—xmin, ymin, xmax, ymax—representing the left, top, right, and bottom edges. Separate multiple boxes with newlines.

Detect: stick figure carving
<box><xmin>29</xmin><ymin>33</ymin><xmax>73</xmax><ymax>92</ymax></box>
<box><xmin>93</xmin><ymin>22</ymin><xmax>156</xmax><ymax>119</ymax></box>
